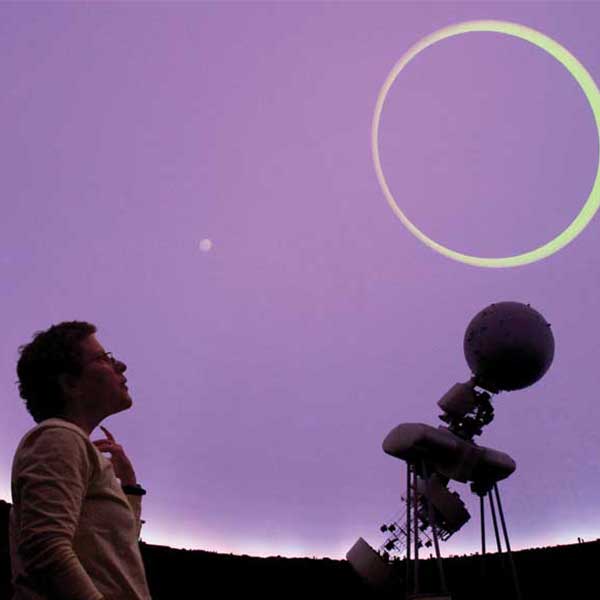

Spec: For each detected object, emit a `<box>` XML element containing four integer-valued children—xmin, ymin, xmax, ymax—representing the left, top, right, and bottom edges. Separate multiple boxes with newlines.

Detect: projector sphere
<box><xmin>464</xmin><ymin>302</ymin><xmax>554</xmax><ymax>392</ymax></box>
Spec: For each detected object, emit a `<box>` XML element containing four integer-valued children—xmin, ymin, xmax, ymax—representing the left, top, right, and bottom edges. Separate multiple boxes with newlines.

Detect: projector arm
<box><xmin>382</xmin><ymin>422</ymin><xmax>515</xmax><ymax>485</ymax></box>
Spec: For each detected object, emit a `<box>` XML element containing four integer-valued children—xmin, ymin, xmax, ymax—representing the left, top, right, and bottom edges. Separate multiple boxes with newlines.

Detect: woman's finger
<box><xmin>100</xmin><ymin>426</ymin><xmax>115</xmax><ymax>441</ymax></box>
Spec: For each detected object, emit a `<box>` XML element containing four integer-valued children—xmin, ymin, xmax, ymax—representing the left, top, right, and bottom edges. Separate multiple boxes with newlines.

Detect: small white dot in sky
<box><xmin>199</xmin><ymin>239</ymin><xmax>213</xmax><ymax>252</ymax></box>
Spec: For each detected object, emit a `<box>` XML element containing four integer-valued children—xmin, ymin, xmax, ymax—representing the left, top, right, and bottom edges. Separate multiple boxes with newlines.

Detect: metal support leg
<box><xmin>413</xmin><ymin>464</ymin><xmax>419</xmax><ymax>595</ymax></box>
<box><xmin>480</xmin><ymin>493</ymin><xmax>486</xmax><ymax>580</ymax></box>
<box><xmin>493</xmin><ymin>483</ymin><xmax>522</xmax><ymax>600</ymax></box>
<box><xmin>488</xmin><ymin>490</ymin><xmax>503</xmax><ymax>553</ymax></box>
<box><xmin>422</xmin><ymin>459</ymin><xmax>448</xmax><ymax>594</ymax></box>
<box><xmin>405</xmin><ymin>464</ymin><xmax>411</xmax><ymax>600</ymax></box>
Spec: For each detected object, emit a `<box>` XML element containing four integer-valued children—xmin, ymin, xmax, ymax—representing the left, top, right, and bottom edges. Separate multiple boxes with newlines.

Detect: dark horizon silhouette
<box><xmin>1</xmin><ymin>499</ymin><xmax>598</xmax><ymax>599</ymax></box>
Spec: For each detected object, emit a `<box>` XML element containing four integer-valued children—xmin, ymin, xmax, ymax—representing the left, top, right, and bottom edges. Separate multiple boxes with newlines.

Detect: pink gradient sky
<box><xmin>1</xmin><ymin>1</ymin><xmax>600</xmax><ymax>559</ymax></box>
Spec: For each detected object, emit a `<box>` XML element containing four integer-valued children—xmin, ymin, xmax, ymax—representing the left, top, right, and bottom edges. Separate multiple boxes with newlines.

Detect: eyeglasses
<box><xmin>85</xmin><ymin>351</ymin><xmax>118</xmax><ymax>367</ymax></box>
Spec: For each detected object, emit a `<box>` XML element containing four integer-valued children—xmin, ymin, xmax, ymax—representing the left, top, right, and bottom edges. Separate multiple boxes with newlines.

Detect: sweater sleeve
<box><xmin>13</xmin><ymin>427</ymin><xmax>104</xmax><ymax>600</ymax></box>
<box><xmin>123</xmin><ymin>493</ymin><xmax>143</xmax><ymax>540</ymax></box>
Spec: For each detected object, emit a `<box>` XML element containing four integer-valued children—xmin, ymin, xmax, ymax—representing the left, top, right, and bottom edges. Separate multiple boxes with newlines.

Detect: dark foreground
<box><xmin>1</xmin><ymin>500</ymin><xmax>598</xmax><ymax>599</ymax></box>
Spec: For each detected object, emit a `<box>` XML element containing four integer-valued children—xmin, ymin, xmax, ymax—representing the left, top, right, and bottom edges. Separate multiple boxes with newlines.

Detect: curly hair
<box><xmin>16</xmin><ymin>321</ymin><xmax>97</xmax><ymax>423</ymax></box>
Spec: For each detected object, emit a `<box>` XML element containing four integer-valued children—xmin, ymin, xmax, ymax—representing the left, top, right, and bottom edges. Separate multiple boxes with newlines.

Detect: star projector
<box><xmin>464</xmin><ymin>301</ymin><xmax>554</xmax><ymax>393</ymax></box>
<box><xmin>347</xmin><ymin>301</ymin><xmax>555</xmax><ymax>600</ymax></box>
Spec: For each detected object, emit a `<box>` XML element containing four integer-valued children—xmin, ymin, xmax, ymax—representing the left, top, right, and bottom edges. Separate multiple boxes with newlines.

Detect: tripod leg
<box><xmin>422</xmin><ymin>459</ymin><xmax>448</xmax><ymax>594</ymax></box>
<box><xmin>413</xmin><ymin>464</ymin><xmax>419</xmax><ymax>595</ymax></box>
<box><xmin>405</xmin><ymin>463</ymin><xmax>411</xmax><ymax>600</ymax></box>
<box><xmin>489</xmin><ymin>490</ymin><xmax>503</xmax><ymax>553</ymax></box>
<box><xmin>480</xmin><ymin>493</ymin><xmax>486</xmax><ymax>580</ymax></box>
<box><xmin>494</xmin><ymin>483</ymin><xmax>523</xmax><ymax>600</ymax></box>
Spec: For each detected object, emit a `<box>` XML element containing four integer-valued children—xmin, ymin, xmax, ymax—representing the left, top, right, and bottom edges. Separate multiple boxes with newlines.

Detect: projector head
<box><xmin>463</xmin><ymin>301</ymin><xmax>554</xmax><ymax>393</ymax></box>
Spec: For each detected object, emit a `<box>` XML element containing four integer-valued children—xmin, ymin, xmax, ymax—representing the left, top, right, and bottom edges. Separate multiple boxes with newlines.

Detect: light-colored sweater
<box><xmin>9</xmin><ymin>418</ymin><xmax>152</xmax><ymax>600</ymax></box>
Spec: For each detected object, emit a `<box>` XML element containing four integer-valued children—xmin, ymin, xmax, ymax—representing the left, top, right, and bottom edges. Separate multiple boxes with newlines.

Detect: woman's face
<box><xmin>61</xmin><ymin>334</ymin><xmax>132</xmax><ymax>428</ymax></box>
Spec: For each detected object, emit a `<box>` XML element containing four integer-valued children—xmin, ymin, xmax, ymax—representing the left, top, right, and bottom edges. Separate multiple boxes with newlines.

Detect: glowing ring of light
<box><xmin>372</xmin><ymin>20</ymin><xmax>600</xmax><ymax>267</ymax></box>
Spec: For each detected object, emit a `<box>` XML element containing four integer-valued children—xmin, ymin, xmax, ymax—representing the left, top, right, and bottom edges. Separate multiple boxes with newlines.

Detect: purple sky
<box><xmin>1</xmin><ymin>1</ymin><xmax>600</xmax><ymax>559</ymax></box>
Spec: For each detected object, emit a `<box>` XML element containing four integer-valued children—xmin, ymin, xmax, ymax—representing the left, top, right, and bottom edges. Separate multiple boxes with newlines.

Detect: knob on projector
<box><xmin>464</xmin><ymin>301</ymin><xmax>555</xmax><ymax>393</ymax></box>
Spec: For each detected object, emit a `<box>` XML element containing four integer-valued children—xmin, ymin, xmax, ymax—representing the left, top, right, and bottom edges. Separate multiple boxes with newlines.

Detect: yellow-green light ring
<box><xmin>372</xmin><ymin>20</ymin><xmax>600</xmax><ymax>268</ymax></box>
